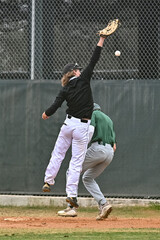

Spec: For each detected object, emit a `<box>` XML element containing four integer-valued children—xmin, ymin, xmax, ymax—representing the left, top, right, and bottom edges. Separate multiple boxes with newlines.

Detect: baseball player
<box><xmin>58</xmin><ymin>103</ymin><xmax>116</xmax><ymax>220</ymax></box>
<box><xmin>42</xmin><ymin>37</ymin><xmax>106</xmax><ymax>208</ymax></box>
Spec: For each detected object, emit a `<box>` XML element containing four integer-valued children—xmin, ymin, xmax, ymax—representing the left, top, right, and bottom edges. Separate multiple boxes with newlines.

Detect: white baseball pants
<box><xmin>44</xmin><ymin>115</ymin><xmax>90</xmax><ymax>197</ymax></box>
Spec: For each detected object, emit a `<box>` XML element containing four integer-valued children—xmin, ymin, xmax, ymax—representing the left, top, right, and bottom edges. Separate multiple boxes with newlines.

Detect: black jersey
<box><xmin>45</xmin><ymin>46</ymin><xmax>102</xmax><ymax>119</ymax></box>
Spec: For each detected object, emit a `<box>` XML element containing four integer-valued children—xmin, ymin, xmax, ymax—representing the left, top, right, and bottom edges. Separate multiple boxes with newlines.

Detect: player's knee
<box><xmin>82</xmin><ymin>173</ymin><xmax>92</xmax><ymax>184</ymax></box>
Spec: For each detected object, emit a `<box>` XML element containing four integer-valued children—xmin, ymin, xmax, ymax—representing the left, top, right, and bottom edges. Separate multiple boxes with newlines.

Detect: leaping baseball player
<box><xmin>42</xmin><ymin>37</ymin><xmax>106</xmax><ymax>207</ymax></box>
<box><xmin>42</xmin><ymin>20</ymin><xmax>120</xmax><ymax>208</ymax></box>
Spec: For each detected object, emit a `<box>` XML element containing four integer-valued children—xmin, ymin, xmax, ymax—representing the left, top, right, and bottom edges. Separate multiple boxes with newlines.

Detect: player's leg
<box><xmin>57</xmin><ymin>168</ymin><xmax>77</xmax><ymax>217</ymax></box>
<box><xmin>43</xmin><ymin>124</ymin><xmax>72</xmax><ymax>191</ymax></box>
<box><xmin>82</xmin><ymin>162</ymin><xmax>110</xmax><ymax>205</ymax></box>
<box><xmin>81</xmin><ymin>142</ymin><xmax>107</xmax><ymax>173</ymax></box>
<box><xmin>66</xmin><ymin>123</ymin><xmax>89</xmax><ymax>207</ymax></box>
<box><xmin>82</xmin><ymin>144</ymin><xmax>114</xmax><ymax>219</ymax></box>
<box><xmin>82</xmin><ymin>163</ymin><xmax>112</xmax><ymax>220</ymax></box>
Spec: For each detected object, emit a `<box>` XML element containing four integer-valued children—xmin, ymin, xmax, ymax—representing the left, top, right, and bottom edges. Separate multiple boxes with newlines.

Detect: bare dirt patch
<box><xmin>0</xmin><ymin>216</ymin><xmax>160</xmax><ymax>230</ymax></box>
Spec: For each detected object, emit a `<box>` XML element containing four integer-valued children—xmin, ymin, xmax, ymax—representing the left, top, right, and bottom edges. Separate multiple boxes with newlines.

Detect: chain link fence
<box><xmin>0</xmin><ymin>0</ymin><xmax>160</xmax><ymax>80</ymax></box>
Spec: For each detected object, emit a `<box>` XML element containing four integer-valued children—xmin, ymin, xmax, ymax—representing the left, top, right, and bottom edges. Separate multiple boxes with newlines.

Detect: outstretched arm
<box><xmin>42</xmin><ymin>89</ymin><xmax>65</xmax><ymax>120</ymax></box>
<box><xmin>80</xmin><ymin>36</ymin><xmax>106</xmax><ymax>81</ymax></box>
<box><xmin>97</xmin><ymin>36</ymin><xmax>105</xmax><ymax>47</ymax></box>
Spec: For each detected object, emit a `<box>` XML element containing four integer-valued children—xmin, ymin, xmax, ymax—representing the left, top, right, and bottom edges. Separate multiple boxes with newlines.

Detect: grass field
<box><xmin>0</xmin><ymin>232</ymin><xmax>160</xmax><ymax>240</ymax></box>
<box><xmin>0</xmin><ymin>204</ymin><xmax>160</xmax><ymax>240</ymax></box>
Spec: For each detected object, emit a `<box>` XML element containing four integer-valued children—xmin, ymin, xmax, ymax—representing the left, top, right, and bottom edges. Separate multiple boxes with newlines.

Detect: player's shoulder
<box><xmin>99</xmin><ymin>111</ymin><xmax>113</xmax><ymax>122</ymax></box>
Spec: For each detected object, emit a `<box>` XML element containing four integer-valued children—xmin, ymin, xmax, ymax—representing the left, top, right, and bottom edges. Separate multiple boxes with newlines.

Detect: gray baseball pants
<box><xmin>81</xmin><ymin>142</ymin><xmax>114</xmax><ymax>205</ymax></box>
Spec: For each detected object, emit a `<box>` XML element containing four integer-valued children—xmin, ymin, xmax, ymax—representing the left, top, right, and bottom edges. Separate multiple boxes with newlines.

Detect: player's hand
<box><xmin>113</xmin><ymin>143</ymin><xmax>116</xmax><ymax>152</ymax></box>
<box><xmin>42</xmin><ymin>112</ymin><xmax>49</xmax><ymax>120</ymax></box>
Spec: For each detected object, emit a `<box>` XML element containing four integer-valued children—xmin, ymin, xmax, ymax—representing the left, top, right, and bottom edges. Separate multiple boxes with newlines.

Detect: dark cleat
<box><xmin>66</xmin><ymin>197</ymin><xmax>79</xmax><ymax>208</ymax></box>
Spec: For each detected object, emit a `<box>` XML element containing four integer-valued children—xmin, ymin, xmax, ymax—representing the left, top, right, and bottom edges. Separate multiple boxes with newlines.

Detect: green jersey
<box><xmin>90</xmin><ymin>110</ymin><xmax>116</xmax><ymax>146</ymax></box>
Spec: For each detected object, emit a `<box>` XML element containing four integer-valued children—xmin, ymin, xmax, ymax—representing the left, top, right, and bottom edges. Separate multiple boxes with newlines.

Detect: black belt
<box><xmin>68</xmin><ymin>114</ymin><xmax>88</xmax><ymax>123</ymax></box>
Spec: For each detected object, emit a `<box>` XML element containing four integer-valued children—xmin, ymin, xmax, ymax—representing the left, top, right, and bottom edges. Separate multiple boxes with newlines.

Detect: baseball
<box><xmin>115</xmin><ymin>50</ymin><xmax>121</xmax><ymax>56</ymax></box>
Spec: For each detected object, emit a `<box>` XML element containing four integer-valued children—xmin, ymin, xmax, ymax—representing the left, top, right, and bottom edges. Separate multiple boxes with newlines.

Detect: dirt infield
<box><xmin>1</xmin><ymin>216</ymin><xmax>160</xmax><ymax>230</ymax></box>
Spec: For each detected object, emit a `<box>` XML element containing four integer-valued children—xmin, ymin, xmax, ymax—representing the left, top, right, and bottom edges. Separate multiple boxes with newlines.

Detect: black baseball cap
<box><xmin>62</xmin><ymin>63</ymin><xmax>82</xmax><ymax>75</ymax></box>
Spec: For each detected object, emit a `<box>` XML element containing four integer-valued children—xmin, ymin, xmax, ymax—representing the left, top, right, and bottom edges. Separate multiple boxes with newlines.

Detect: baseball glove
<box><xmin>97</xmin><ymin>19</ymin><xmax>120</xmax><ymax>38</ymax></box>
